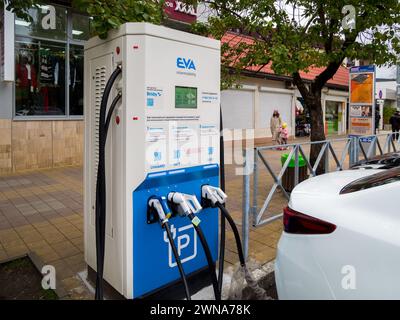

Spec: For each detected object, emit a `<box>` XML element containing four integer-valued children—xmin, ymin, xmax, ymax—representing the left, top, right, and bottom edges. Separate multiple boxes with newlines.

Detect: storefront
<box><xmin>219</xmin><ymin>32</ymin><xmax>349</xmax><ymax>142</ymax></box>
<box><xmin>325</xmin><ymin>100</ymin><xmax>345</xmax><ymax>135</ymax></box>
<box><xmin>14</xmin><ymin>5</ymin><xmax>89</xmax><ymax>117</ymax></box>
<box><xmin>0</xmin><ymin>1</ymin><xmax>203</xmax><ymax>173</ymax></box>
<box><xmin>0</xmin><ymin>3</ymin><xmax>89</xmax><ymax>173</ymax></box>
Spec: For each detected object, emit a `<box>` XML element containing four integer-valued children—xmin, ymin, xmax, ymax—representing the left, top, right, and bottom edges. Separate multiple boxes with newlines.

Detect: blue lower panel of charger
<box><xmin>132</xmin><ymin>164</ymin><xmax>219</xmax><ymax>298</ymax></box>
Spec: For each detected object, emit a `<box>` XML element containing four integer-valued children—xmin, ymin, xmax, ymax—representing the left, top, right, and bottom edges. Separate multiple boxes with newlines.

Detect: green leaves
<box><xmin>1</xmin><ymin>0</ymin><xmax>38</xmax><ymax>23</ymax></box>
<box><xmin>72</xmin><ymin>0</ymin><xmax>164</xmax><ymax>39</ymax></box>
<box><xmin>192</xmin><ymin>0</ymin><xmax>400</xmax><ymax>89</ymax></box>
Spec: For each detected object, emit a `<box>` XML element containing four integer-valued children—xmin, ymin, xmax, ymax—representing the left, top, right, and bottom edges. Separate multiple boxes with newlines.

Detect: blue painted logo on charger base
<box><xmin>176</xmin><ymin>57</ymin><xmax>196</xmax><ymax>70</ymax></box>
<box><xmin>132</xmin><ymin>164</ymin><xmax>219</xmax><ymax>298</ymax></box>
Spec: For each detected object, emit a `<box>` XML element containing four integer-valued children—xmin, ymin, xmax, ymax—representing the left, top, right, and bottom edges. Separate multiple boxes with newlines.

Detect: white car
<box><xmin>275</xmin><ymin>153</ymin><xmax>400</xmax><ymax>299</ymax></box>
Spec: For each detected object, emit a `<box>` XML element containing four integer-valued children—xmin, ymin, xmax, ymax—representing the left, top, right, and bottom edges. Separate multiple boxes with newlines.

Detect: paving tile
<box><xmin>70</xmin><ymin>236</ymin><xmax>84</xmax><ymax>252</ymax></box>
<box><xmin>36</xmin><ymin>250</ymin><xmax>60</xmax><ymax>264</ymax></box>
<box><xmin>14</xmin><ymin>225</ymin><xmax>35</xmax><ymax>233</ymax></box>
<box><xmin>26</xmin><ymin>214</ymin><xmax>46</xmax><ymax>224</ymax></box>
<box><xmin>5</xmin><ymin>243</ymin><xmax>28</xmax><ymax>258</ymax></box>
<box><xmin>26</xmin><ymin>239</ymin><xmax>48</xmax><ymax>250</ymax></box>
<box><xmin>38</xmin><ymin>230</ymin><xmax>66</xmax><ymax>244</ymax></box>
<box><xmin>57</xmin><ymin>225</ymin><xmax>82</xmax><ymax>240</ymax></box>
<box><xmin>63</xmin><ymin>253</ymin><xmax>85</xmax><ymax>274</ymax></box>
<box><xmin>51</xmin><ymin>241</ymin><xmax>80</xmax><ymax>259</ymax></box>
<box><xmin>49</xmin><ymin>259</ymin><xmax>75</xmax><ymax>280</ymax></box>
<box><xmin>9</xmin><ymin>217</ymin><xmax>29</xmax><ymax>228</ymax></box>
<box><xmin>0</xmin><ymin>229</ymin><xmax>20</xmax><ymax>243</ymax></box>
<box><xmin>0</xmin><ymin>248</ymin><xmax>8</xmax><ymax>261</ymax></box>
<box><xmin>17</xmin><ymin>230</ymin><xmax>43</xmax><ymax>243</ymax></box>
<box><xmin>32</xmin><ymin>221</ymin><xmax>51</xmax><ymax>229</ymax></box>
<box><xmin>0</xmin><ymin>220</ymin><xmax>11</xmax><ymax>230</ymax></box>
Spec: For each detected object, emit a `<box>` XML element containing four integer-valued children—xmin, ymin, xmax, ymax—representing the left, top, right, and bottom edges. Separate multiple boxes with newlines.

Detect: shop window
<box><xmin>15</xmin><ymin>5</ymin><xmax>67</xmax><ymax>41</ymax></box>
<box><xmin>69</xmin><ymin>45</ymin><xmax>84</xmax><ymax>115</ymax></box>
<box><xmin>325</xmin><ymin>101</ymin><xmax>344</xmax><ymax>135</ymax></box>
<box><xmin>14</xmin><ymin>4</ymin><xmax>90</xmax><ymax>119</ymax></box>
<box><xmin>15</xmin><ymin>38</ymin><xmax>66</xmax><ymax>116</ymax></box>
<box><xmin>72</xmin><ymin>14</ymin><xmax>91</xmax><ymax>41</ymax></box>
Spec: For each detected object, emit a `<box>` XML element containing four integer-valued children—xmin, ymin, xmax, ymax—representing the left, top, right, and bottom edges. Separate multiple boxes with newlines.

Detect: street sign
<box><xmin>349</xmin><ymin>65</ymin><xmax>376</xmax><ymax>135</ymax></box>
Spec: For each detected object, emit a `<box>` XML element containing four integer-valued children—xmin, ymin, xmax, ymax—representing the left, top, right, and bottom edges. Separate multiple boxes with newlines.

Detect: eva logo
<box><xmin>163</xmin><ymin>224</ymin><xmax>197</xmax><ymax>267</ymax></box>
<box><xmin>176</xmin><ymin>57</ymin><xmax>196</xmax><ymax>70</ymax></box>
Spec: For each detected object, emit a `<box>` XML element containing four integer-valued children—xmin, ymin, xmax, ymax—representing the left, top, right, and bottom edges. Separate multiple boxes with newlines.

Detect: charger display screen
<box><xmin>175</xmin><ymin>86</ymin><xmax>197</xmax><ymax>109</ymax></box>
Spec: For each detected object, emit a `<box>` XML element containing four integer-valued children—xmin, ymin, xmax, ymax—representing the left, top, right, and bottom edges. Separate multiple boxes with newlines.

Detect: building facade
<box><xmin>220</xmin><ymin>33</ymin><xmax>349</xmax><ymax>141</ymax></box>
<box><xmin>0</xmin><ymin>2</ymin><xmax>350</xmax><ymax>173</ymax></box>
<box><xmin>0</xmin><ymin>2</ymin><xmax>89</xmax><ymax>173</ymax></box>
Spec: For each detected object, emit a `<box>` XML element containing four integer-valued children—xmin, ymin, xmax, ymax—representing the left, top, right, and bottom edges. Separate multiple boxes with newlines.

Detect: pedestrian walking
<box><xmin>276</xmin><ymin>123</ymin><xmax>289</xmax><ymax>150</ymax></box>
<box><xmin>270</xmin><ymin>110</ymin><xmax>282</xmax><ymax>143</ymax></box>
<box><xmin>389</xmin><ymin>110</ymin><xmax>400</xmax><ymax>140</ymax></box>
<box><xmin>279</xmin><ymin>123</ymin><xmax>289</xmax><ymax>145</ymax></box>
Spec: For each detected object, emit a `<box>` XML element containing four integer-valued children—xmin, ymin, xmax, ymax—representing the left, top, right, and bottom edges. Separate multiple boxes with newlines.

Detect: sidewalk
<box><xmin>0</xmin><ymin>133</ymin><xmax>368</xmax><ymax>299</ymax></box>
<box><xmin>0</xmin><ymin>167</ymin><xmax>89</xmax><ymax>299</ymax></box>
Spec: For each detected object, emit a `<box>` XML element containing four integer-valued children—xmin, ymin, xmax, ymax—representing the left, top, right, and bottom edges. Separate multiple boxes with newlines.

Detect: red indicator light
<box><xmin>133</xmin><ymin>117</ymin><xmax>139</xmax><ymax>120</ymax></box>
<box><xmin>116</xmin><ymin>116</ymin><xmax>120</xmax><ymax>125</ymax></box>
<box><xmin>116</xmin><ymin>46</ymin><xmax>120</xmax><ymax>55</ymax></box>
<box><xmin>133</xmin><ymin>45</ymin><xmax>139</xmax><ymax>49</ymax></box>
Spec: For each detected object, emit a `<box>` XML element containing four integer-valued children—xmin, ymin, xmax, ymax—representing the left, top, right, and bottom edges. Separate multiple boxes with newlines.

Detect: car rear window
<box><xmin>340</xmin><ymin>167</ymin><xmax>400</xmax><ymax>194</ymax></box>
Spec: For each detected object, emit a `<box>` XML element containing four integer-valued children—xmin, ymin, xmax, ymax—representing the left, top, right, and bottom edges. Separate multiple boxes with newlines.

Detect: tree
<box><xmin>72</xmin><ymin>0</ymin><xmax>165</xmax><ymax>39</ymax></box>
<box><xmin>188</xmin><ymin>0</ymin><xmax>400</xmax><ymax>172</ymax></box>
<box><xmin>1</xmin><ymin>0</ymin><xmax>38</xmax><ymax>26</ymax></box>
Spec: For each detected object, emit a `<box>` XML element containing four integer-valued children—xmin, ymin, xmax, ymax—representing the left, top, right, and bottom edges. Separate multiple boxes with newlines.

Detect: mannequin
<box><xmin>16</xmin><ymin>55</ymin><xmax>37</xmax><ymax>114</ymax></box>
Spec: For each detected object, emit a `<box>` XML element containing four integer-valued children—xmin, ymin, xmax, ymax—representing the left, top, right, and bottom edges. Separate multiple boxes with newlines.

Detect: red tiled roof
<box><xmin>221</xmin><ymin>32</ymin><xmax>349</xmax><ymax>88</ymax></box>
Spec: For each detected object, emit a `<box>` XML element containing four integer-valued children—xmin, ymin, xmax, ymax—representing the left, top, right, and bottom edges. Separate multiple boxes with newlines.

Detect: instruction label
<box><xmin>146</xmin><ymin>87</ymin><xmax>164</xmax><ymax>109</ymax></box>
<box><xmin>201</xmin><ymin>91</ymin><xmax>219</xmax><ymax>104</ymax></box>
<box><xmin>146</xmin><ymin>126</ymin><xmax>167</xmax><ymax>170</ymax></box>
<box><xmin>200</xmin><ymin>124</ymin><xmax>219</xmax><ymax>163</ymax></box>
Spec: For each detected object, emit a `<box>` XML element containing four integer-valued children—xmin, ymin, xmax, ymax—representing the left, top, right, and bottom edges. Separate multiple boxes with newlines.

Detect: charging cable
<box><xmin>148</xmin><ymin>196</ymin><xmax>191</xmax><ymax>300</ymax></box>
<box><xmin>168</xmin><ymin>192</ymin><xmax>221</xmax><ymax>300</ymax></box>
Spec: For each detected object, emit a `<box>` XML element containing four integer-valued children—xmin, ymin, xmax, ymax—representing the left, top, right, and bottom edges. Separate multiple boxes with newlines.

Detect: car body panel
<box><xmin>276</xmin><ymin>166</ymin><xmax>400</xmax><ymax>300</ymax></box>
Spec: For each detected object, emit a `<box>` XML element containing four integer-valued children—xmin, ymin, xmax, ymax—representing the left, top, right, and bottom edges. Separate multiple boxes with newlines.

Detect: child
<box><xmin>278</xmin><ymin>123</ymin><xmax>289</xmax><ymax>150</ymax></box>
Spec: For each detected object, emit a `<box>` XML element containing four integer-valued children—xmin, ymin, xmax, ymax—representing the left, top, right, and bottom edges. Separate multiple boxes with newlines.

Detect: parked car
<box><xmin>275</xmin><ymin>152</ymin><xmax>400</xmax><ymax>299</ymax></box>
<box><xmin>351</xmin><ymin>152</ymin><xmax>400</xmax><ymax>170</ymax></box>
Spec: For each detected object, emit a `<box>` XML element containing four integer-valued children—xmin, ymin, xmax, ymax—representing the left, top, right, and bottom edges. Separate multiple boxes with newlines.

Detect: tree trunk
<box><xmin>305</xmin><ymin>88</ymin><xmax>326</xmax><ymax>175</ymax></box>
<box><xmin>292</xmin><ymin>72</ymin><xmax>329</xmax><ymax>175</ymax></box>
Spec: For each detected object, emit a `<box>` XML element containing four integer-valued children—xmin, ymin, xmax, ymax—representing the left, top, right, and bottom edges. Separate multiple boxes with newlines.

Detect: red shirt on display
<box><xmin>16</xmin><ymin>63</ymin><xmax>37</xmax><ymax>88</ymax></box>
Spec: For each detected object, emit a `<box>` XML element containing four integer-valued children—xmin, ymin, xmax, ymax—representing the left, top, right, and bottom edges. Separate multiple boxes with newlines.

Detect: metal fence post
<box><xmin>242</xmin><ymin>149</ymin><xmax>250</xmax><ymax>260</ymax></box>
<box><xmin>350</xmin><ymin>136</ymin><xmax>359</xmax><ymax>165</ymax></box>
<box><xmin>294</xmin><ymin>145</ymin><xmax>299</xmax><ymax>186</ymax></box>
<box><xmin>324</xmin><ymin>142</ymin><xmax>330</xmax><ymax>173</ymax></box>
<box><xmin>252</xmin><ymin>148</ymin><xmax>258</xmax><ymax>224</ymax></box>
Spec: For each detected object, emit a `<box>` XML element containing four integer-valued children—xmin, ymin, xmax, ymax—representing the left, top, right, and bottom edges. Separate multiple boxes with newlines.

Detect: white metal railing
<box><xmin>241</xmin><ymin>132</ymin><xmax>400</xmax><ymax>258</ymax></box>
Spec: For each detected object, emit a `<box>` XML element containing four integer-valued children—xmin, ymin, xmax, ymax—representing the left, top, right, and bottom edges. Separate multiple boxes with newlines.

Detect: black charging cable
<box><xmin>216</xmin><ymin>203</ymin><xmax>246</xmax><ymax>267</ymax></box>
<box><xmin>218</xmin><ymin>106</ymin><xmax>226</xmax><ymax>292</ymax></box>
<box><xmin>95</xmin><ymin>65</ymin><xmax>122</xmax><ymax>300</ymax></box>
<box><xmin>163</xmin><ymin>220</ymin><xmax>191</xmax><ymax>300</ymax></box>
<box><xmin>187</xmin><ymin>213</ymin><xmax>221</xmax><ymax>300</ymax></box>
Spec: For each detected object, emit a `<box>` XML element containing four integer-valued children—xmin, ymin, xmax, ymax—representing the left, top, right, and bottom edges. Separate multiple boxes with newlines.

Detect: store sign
<box><xmin>164</xmin><ymin>1</ymin><xmax>197</xmax><ymax>23</ymax></box>
<box><xmin>348</xmin><ymin>65</ymin><xmax>376</xmax><ymax>135</ymax></box>
<box><xmin>0</xmin><ymin>7</ymin><xmax>14</xmax><ymax>81</ymax></box>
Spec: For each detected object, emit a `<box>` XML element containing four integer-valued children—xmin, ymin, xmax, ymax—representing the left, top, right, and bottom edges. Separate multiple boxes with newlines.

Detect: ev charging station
<box><xmin>84</xmin><ymin>23</ymin><xmax>226</xmax><ymax>299</ymax></box>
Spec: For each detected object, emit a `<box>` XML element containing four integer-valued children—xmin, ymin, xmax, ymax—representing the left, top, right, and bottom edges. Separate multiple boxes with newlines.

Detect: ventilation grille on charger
<box><xmin>94</xmin><ymin>66</ymin><xmax>107</xmax><ymax>172</ymax></box>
